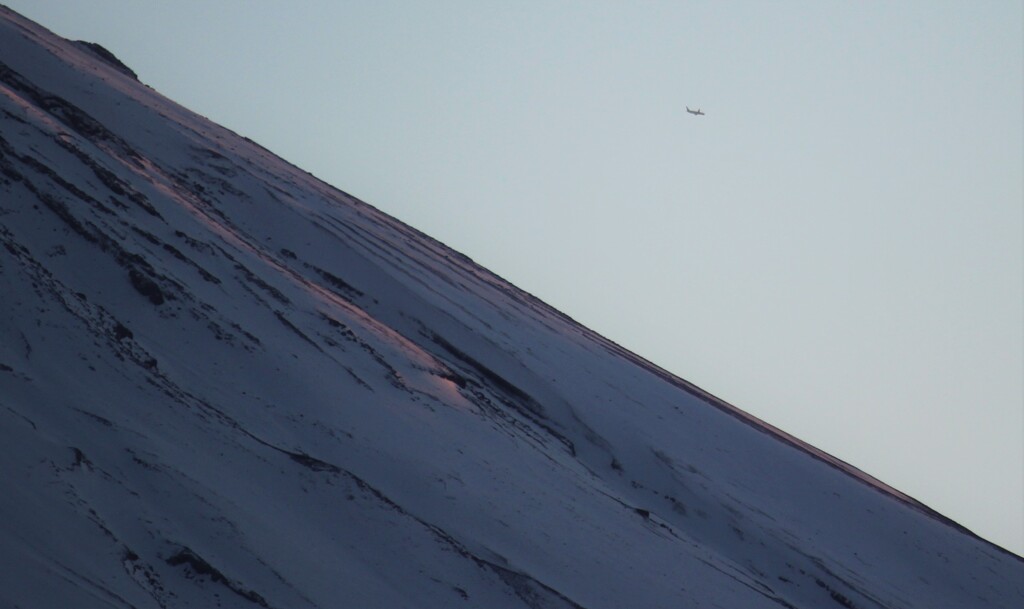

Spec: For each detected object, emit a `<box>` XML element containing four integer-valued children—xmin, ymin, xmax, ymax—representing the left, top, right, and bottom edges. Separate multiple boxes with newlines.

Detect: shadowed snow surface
<box><xmin>0</xmin><ymin>7</ymin><xmax>1021</xmax><ymax>608</ymax></box>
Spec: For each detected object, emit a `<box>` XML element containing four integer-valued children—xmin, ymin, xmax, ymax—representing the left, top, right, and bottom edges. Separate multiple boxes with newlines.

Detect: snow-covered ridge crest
<box><xmin>0</xmin><ymin>6</ymin><xmax>1021</xmax><ymax>608</ymax></box>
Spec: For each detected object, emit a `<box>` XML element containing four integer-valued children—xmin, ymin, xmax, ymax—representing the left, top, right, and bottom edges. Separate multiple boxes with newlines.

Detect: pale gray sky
<box><xmin>5</xmin><ymin>1</ymin><xmax>1021</xmax><ymax>555</ymax></box>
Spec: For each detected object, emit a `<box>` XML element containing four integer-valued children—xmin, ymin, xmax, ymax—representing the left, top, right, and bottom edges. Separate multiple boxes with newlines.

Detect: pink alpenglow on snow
<box><xmin>0</xmin><ymin>6</ymin><xmax>1021</xmax><ymax>609</ymax></box>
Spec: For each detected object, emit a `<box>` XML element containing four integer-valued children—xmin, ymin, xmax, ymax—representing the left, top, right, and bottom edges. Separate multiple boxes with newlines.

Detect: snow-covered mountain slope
<box><xmin>0</xmin><ymin>7</ymin><xmax>1020</xmax><ymax>608</ymax></box>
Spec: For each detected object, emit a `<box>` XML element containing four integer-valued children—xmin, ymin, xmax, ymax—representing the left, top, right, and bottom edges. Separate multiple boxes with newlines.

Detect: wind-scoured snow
<box><xmin>0</xmin><ymin>6</ymin><xmax>1021</xmax><ymax>608</ymax></box>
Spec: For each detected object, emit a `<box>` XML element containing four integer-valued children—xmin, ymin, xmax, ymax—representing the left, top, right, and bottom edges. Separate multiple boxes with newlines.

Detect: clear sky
<box><xmin>5</xmin><ymin>1</ymin><xmax>1021</xmax><ymax>555</ymax></box>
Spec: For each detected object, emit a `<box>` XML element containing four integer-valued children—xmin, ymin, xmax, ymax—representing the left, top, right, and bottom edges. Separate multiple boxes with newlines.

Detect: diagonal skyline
<box><xmin>3</xmin><ymin>0</ymin><xmax>1021</xmax><ymax>556</ymax></box>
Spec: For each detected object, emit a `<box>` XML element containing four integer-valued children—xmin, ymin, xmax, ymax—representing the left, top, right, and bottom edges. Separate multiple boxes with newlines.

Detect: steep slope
<box><xmin>0</xmin><ymin>7</ymin><xmax>1021</xmax><ymax>608</ymax></box>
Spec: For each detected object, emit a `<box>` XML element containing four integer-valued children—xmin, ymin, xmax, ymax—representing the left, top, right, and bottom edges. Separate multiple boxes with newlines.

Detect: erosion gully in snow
<box><xmin>0</xmin><ymin>6</ymin><xmax>1020</xmax><ymax>609</ymax></box>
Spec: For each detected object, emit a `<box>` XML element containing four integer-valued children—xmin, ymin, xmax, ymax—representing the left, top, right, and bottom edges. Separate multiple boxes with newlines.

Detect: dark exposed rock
<box><xmin>166</xmin><ymin>547</ymin><xmax>270</xmax><ymax>607</ymax></box>
<box><xmin>73</xmin><ymin>41</ymin><xmax>138</xmax><ymax>80</ymax></box>
<box><xmin>113</xmin><ymin>321</ymin><xmax>133</xmax><ymax>341</ymax></box>
<box><xmin>129</xmin><ymin>269</ymin><xmax>165</xmax><ymax>305</ymax></box>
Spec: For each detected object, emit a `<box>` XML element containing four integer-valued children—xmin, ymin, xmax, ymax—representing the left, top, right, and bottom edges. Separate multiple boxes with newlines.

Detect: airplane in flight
<box><xmin>686</xmin><ymin>106</ymin><xmax>705</xmax><ymax>116</ymax></box>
